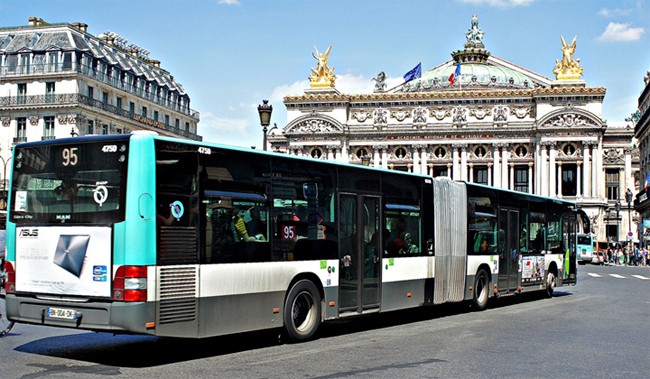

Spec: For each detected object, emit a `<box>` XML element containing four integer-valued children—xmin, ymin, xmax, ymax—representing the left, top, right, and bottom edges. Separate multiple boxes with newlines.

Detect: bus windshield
<box><xmin>9</xmin><ymin>137</ymin><xmax>129</xmax><ymax>225</ymax></box>
<box><xmin>577</xmin><ymin>234</ymin><xmax>592</xmax><ymax>246</ymax></box>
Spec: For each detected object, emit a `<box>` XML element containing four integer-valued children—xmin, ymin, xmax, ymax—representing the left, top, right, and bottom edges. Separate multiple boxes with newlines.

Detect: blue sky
<box><xmin>2</xmin><ymin>0</ymin><xmax>649</xmax><ymax>147</ymax></box>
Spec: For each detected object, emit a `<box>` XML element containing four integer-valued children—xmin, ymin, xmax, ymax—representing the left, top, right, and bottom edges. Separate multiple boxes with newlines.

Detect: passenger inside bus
<box><xmin>479</xmin><ymin>238</ymin><xmax>488</xmax><ymax>253</ymax></box>
<box><xmin>233</xmin><ymin>207</ymin><xmax>266</xmax><ymax>242</ymax></box>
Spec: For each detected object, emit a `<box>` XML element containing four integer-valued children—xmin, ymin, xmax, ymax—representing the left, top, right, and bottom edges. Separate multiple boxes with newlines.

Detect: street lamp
<box><xmin>626</xmin><ymin>188</ymin><xmax>633</xmax><ymax>256</ymax></box>
<box><xmin>70</xmin><ymin>126</ymin><xmax>78</xmax><ymax>137</ymax></box>
<box><xmin>615</xmin><ymin>200</ymin><xmax>621</xmax><ymax>245</ymax></box>
<box><xmin>257</xmin><ymin>100</ymin><xmax>272</xmax><ymax>151</ymax></box>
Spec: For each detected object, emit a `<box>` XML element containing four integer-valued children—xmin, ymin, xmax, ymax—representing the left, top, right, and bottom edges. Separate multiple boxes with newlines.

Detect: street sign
<box><xmin>628</xmin><ymin>231</ymin><xmax>634</xmax><ymax>237</ymax></box>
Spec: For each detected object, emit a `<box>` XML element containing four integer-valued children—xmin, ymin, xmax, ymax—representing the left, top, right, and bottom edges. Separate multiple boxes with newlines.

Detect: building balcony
<box><xmin>0</xmin><ymin>62</ymin><xmax>200</xmax><ymax>121</ymax></box>
<box><xmin>0</xmin><ymin>93</ymin><xmax>202</xmax><ymax>141</ymax></box>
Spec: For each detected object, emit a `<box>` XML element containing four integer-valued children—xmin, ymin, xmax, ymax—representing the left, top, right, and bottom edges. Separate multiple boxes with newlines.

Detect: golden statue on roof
<box><xmin>553</xmin><ymin>36</ymin><xmax>583</xmax><ymax>81</ymax></box>
<box><xmin>309</xmin><ymin>45</ymin><xmax>336</xmax><ymax>88</ymax></box>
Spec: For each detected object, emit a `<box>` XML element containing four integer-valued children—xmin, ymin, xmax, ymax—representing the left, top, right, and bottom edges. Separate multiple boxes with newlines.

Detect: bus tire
<box><xmin>545</xmin><ymin>271</ymin><xmax>556</xmax><ymax>298</ymax></box>
<box><xmin>472</xmin><ymin>269</ymin><xmax>489</xmax><ymax>311</ymax></box>
<box><xmin>283</xmin><ymin>279</ymin><xmax>321</xmax><ymax>341</ymax></box>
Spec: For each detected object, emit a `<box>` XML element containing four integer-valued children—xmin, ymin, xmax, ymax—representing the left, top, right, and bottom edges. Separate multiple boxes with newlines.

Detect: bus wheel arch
<box><xmin>472</xmin><ymin>266</ymin><xmax>491</xmax><ymax>311</ymax></box>
<box><xmin>282</xmin><ymin>275</ymin><xmax>323</xmax><ymax>342</ymax></box>
<box><xmin>545</xmin><ymin>263</ymin><xmax>558</xmax><ymax>298</ymax></box>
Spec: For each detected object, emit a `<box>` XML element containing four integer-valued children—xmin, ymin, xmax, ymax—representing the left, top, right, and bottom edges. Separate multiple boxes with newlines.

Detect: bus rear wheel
<box><xmin>472</xmin><ymin>269</ymin><xmax>489</xmax><ymax>311</ymax></box>
<box><xmin>545</xmin><ymin>271</ymin><xmax>556</xmax><ymax>298</ymax></box>
<box><xmin>283</xmin><ymin>280</ymin><xmax>321</xmax><ymax>341</ymax></box>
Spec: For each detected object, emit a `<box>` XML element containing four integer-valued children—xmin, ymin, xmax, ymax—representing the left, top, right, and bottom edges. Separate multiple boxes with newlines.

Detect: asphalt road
<box><xmin>2</xmin><ymin>263</ymin><xmax>650</xmax><ymax>379</ymax></box>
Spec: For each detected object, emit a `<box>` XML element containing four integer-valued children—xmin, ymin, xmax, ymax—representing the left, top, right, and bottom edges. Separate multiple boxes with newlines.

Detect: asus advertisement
<box><xmin>15</xmin><ymin>226</ymin><xmax>112</xmax><ymax>297</ymax></box>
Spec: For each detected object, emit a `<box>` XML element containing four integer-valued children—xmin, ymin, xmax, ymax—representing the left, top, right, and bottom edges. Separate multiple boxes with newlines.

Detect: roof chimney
<box><xmin>28</xmin><ymin>17</ymin><xmax>47</xmax><ymax>27</ymax></box>
<box><xmin>71</xmin><ymin>22</ymin><xmax>88</xmax><ymax>33</ymax></box>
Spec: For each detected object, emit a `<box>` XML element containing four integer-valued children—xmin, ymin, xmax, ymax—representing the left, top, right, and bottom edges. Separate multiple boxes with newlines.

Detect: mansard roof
<box><xmin>0</xmin><ymin>21</ymin><xmax>186</xmax><ymax>95</ymax></box>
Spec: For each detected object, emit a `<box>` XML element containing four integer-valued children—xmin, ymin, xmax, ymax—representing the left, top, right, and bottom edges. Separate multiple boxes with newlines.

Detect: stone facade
<box><xmin>0</xmin><ymin>17</ymin><xmax>202</xmax><ymax>188</ymax></box>
<box><xmin>269</xmin><ymin>16</ymin><xmax>638</xmax><ymax>243</ymax></box>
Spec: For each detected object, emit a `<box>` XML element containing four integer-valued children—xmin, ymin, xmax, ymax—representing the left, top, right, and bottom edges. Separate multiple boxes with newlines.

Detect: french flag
<box><xmin>449</xmin><ymin>61</ymin><xmax>461</xmax><ymax>86</ymax></box>
<box><xmin>645</xmin><ymin>171</ymin><xmax>650</xmax><ymax>192</ymax></box>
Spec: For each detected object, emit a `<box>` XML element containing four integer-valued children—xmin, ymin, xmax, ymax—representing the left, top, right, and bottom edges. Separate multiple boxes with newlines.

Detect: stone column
<box><xmin>340</xmin><ymin>143</ymin><xmax>348</xmax><ymax>163</ymax></box>
<box><xmin>421</xmin><ymin>146</ymin><xmax>428</xmax><ymax>176</ymax></box>
<box><xmin>535</xmin><ymin>142</ymin><xmax>541</xmax><ymax>194</ymax></box>
<box><xmin>593</xmin><ymin>141</ymin><xmax>602</xmax><ymax>198</ymax></box>
<box><xmin>380</xmin><ymin>146</ymin><xmax>388</xmax><ymax>169</ymax></box>
<box><xmin>452</xmin><ymin>145</ymin><xmax>460</xmax><ymax>180</ymax></box>
<box><xmin>412</xmin><ymin>146</ymin><xmax>420</xmax><ymax>174</ymax></box>
<box><xmin>460</xmin><ymin>144</ymin><xmax>468</xmax><ymax>181</ymax></box>
<box><xmin>501</xmin><ymin>144</ymin><xmax>509</xmax><ymax>189</ymax></box>
<box><xmin>625</xmin><ymin>147</ymin><xmax>632</xmax><ymax>193</ymax></box>
<box><xmin>468</xmin><ymin>163</ymin><xmax>474</xmax><ymax>182</ymax></box>
<box><xmin>509</xmin><ymin>163</ymin><xmax>514</xmax><ymax>190</ymax></box>
<box><xmin>576</xmin><ymin>162</ymin><xmax>582</xmax><ymax>197</ymax></box>
<box><xmin>619</xmin><ymin>167</ymin><xmax>625</xmax><ymax>201</ymax></box>
<box><xmin>556</xmin><ymin>161</ymin><xmax>562</xmax><ymax>198</ymax></box>
<box><xmin>549</xmin><ymin>143</ymin><xmax>556</xmax><ymax>197</ymax></box>
<box><xmin>541</xmin><ymin>144</ymin><xmax>548</xmax><ymax>197</ymax></box>
<box><xmin>326</xmin><ymin>146</ymin><xmax>335</xmax><ymax>161</ymax></box>
<box><xmin>373</xmin><ymin>146</ymin><xmax>381</xmax><ymax>168</ymax></box>
<box><xmin>487</xmin><ymin>163</ymin><xmax>493</xmax><ymax>185</ymax></box>
<box><xmin>528</xmin><ymin>162</ymin><xmax>534</xmax><ymax>194</ymax></box>
<box><xmin>492</xmin><ymin>146</ymin><xmax>501</xmax><ymax>187</ymax></box>
<box><xmin>582</xmin><ymin>143</ymin><xmax>591</xmax><ymax>198</ymax></box>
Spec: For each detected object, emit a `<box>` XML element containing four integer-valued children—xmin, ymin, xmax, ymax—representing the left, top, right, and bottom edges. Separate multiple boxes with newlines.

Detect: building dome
<box><xmin>401</xmin><ymin>59</ymin><xmax>535</xmax><ymax>92</ymax></box>
<box><xmin>398</xmin><ymin>15</ymin><xmax>539</xmax><ymax>93</ymax></box>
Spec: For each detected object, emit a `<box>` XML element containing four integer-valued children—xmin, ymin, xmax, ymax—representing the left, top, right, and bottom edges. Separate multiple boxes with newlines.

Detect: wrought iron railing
<box><xmin>0</xmin><ymin>62</ymin><xmax>200</xmax><ymax>120</ymax></box>
<box><xmin>0</xmin><ymin>93</ymin><xmax>201</xmax><ymax>141</ymax></box>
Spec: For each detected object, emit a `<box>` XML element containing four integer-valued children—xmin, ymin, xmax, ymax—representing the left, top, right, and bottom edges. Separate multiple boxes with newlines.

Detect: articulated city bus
<box><xmin>577</xmin><ymin>233</ymin><xmax>596</xmax><ymax>264</ymax></box>
<box><xmin>4</xmin><ymin>133</ymin><xmax>578</xmax><ymax>341</ymax></box>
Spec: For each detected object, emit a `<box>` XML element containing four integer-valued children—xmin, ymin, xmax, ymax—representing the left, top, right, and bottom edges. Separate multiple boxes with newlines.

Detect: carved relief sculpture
<box><xmin>413</xmin><ymin>107</ymin><xmax>427</xmax><ymax>124</ymax></box>
<box><xmin>391</xmin><ymin>109</ymin><xmax>410</xmax><ymax>122</ymax></box>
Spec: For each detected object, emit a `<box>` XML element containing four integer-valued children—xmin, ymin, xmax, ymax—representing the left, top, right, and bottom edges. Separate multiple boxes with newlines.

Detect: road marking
<box><xmin>587</xmin><ymin>273</ymin><xmax>602</xmax><ymax>277</ymax></box>
<box><xmin>609</xmin><ymin>274</ymin><xmax>625</xmax><ymax>279</ymax></box>
<box><xmin>632</xmin><ymin>275</ymin><xmax>650</xmax><ymax>280</ymax></box>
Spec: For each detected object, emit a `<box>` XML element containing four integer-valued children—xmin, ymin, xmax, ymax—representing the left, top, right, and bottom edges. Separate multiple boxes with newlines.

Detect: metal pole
<box><xmin>263</xmin><ymin>126</ymin><xmax>268</xmax><ymax>151</ymax></box>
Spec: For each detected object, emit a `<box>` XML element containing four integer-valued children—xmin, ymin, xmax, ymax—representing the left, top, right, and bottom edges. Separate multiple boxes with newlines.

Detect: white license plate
<box><xmin>47</xmin><ymin>307</ymin><xmax>78</xmax><ymax>320</ymax></box>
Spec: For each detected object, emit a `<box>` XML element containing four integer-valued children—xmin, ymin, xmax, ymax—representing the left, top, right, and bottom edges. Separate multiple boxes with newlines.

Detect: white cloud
<box><xmin>270</xmin><ymin>73</ymin><xmax>406</xmax><ymax>100</ymax></box>
<box><xmin>598</xmin><ymin>8</ymin><xmax>632</xmax><ymax>18</ymax></box>
<box><xmin>598</xmin><ymin>22</ymin><xmax>644</xmax><ymax>42</ymax></box>
<box><xmin>218</xmin><ymin>0</ymin><xmax>240</xmax><ymax>5</ymax></box>
<box><xmin>457</xmin><ymin>0</ymin><xmax>533</xmax><ymax>7</ymax></box>
<box><xmin>197</xmin><ymin>111</ymin><xmax>250</xmax><ymax>145</ymax></box>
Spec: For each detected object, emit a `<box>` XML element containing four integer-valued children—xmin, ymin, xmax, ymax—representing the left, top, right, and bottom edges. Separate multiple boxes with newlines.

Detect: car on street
<box><xmin>591</xmin><ymin>251</ymin><xmax>606</xmax><ymax>265</ymax></box>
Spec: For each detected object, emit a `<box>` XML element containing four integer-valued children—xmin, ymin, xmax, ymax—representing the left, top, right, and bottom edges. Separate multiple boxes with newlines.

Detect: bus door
<box><xmin>338</xmin><ymin>193</ymin><xmax>381</xmax><ymax>314</ymax></box>
<box><xmin>564</xmin><ymin>215</ymin><xmax>577</xmax><ymax>283</ymax></box>
<box><xmin>498</xmin><ymin>208</ymin><xmax>520</xmax><ymax>292</ymax></box>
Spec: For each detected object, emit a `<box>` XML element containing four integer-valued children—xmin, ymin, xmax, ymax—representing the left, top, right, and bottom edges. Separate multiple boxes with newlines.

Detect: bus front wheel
<box><xmin>283</xmin><ymin>280</ymin><xmax>322</xmax><ymax>341</ymax></box>
<box><xmin>472</xmin><ymin>269</ymin><xmax>489</xmax><ymax>311</ymax></box>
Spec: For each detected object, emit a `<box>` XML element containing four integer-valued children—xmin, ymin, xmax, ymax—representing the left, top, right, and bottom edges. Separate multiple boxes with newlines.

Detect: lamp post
<box><xmin>615</xmin><ymin>200</ymin><xmax>621</xmax><ymax>246</ymax></box>
<box><xmin>626</xmin><ymin>188</ymin><xmax>633</xmax><ymax>261</ymax></box>
<box><xmin>257</xmin><ymin>100</ymin><xmax>272</xmax><ymax>151</ymax></box>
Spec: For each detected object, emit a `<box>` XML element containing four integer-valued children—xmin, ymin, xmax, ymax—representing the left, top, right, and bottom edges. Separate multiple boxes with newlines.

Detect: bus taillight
<box><xmin>3</xmin><ymin>261</ymin><xmax>15</xmax><ymax>294</ymax></box>
<box><xmin>113</xmin><ymin>265</ymin><xmax>148</xmax><ymax>302</ymax></box>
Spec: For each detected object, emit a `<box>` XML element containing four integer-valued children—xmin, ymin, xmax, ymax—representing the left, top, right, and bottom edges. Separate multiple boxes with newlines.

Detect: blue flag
<box><xmin>403</xmin><ymin>63</ymin><xmax>422</xmax><ymax>82</ymax></box>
